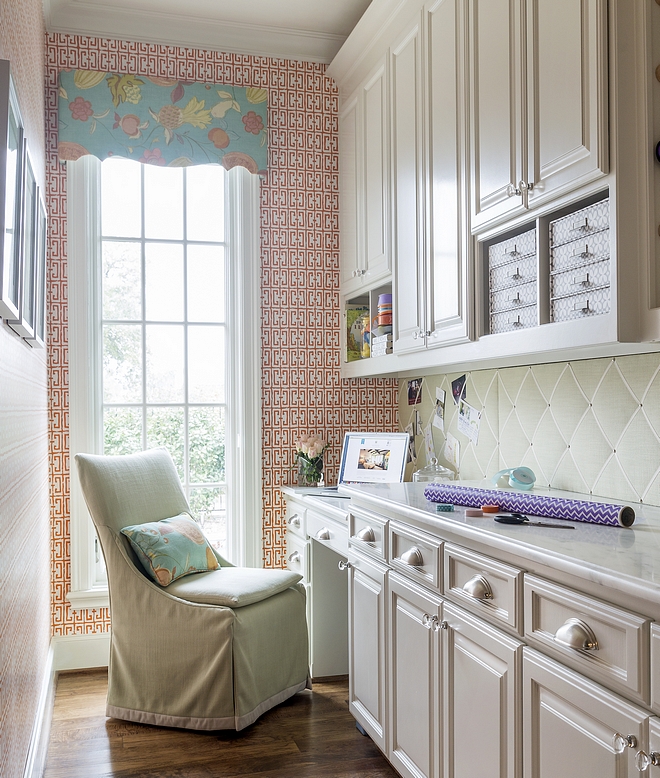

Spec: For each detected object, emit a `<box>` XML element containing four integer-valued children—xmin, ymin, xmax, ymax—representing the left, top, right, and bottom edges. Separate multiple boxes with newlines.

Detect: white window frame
<box><xmin>66</xmin><ymin>156</ymin><xmax>263</xmax><ymax>612</ymax></box>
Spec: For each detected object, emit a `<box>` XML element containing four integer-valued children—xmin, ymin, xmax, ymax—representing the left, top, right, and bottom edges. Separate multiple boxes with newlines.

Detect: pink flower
<box><xmin>69</xmin><ymin>96</ymin><xmax>93</xmax><ymax>121</ymax></box>
<box><xmin>114</xmin><ymin>113</ymin><xmax>142</xmax><ymax>139</ymax></box>
<box><xmin>139</xmin><ymin>148</ymin><xmax>166</xmax><ymax>166</ymax></box>
<box><xmin>242</xmin><ymin>110</ymin><xmax>264</xmax><ymax>135</ymax></box>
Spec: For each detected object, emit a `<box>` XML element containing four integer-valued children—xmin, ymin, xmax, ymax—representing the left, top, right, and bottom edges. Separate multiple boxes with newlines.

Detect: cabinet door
<box><xmin>442</xmin><ymin>602</ymin><xmax>523</xmax><ymax>778</ymax></box>
<box><xmin>391</xmin><ymin>16</ymin><xmax>426</xmax><ymax>353</ymax></box>
<box><xmin>525</xmin><ymin>0</ymin><xmax>608</xmax><ymax>208</ymax></box>
<box><xmin>363</xmin><ymin>58</ymin><xmax>391</xmax><ymax>287</ymax></box>
<box><xmin>523</xmin><ymin>648</ymin><xmax>649</xmax><ymax>778</ymax></box>
<box><xmin>348</xmin><ymin>550</ymin><xmax>388</xmax><ymax>752</ymax></box>
<box><xmin>469</xmin><ymin>0</ymin><xmax>524</xmax><ymax>229</ymax></box>
<box><xmin>388</xmin><ymin>571</ymin><xmax>442</xmax><ymax>778</ymax></box>
<box><xmin>425</xmin><ymin>0</ymin><xmax>471</xmax><ymax>348</ymax></box>
<box><xmin>340</xmin><ymin>92</ymin><xmax>363</xmax><ymax>294</ymax></box>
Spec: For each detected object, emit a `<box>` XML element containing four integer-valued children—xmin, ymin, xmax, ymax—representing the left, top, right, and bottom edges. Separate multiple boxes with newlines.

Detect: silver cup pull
<box><xmin>316</xmin><ymin>527</ymin><xmax>331</xmax><ymax>541</ymax></box>
<box><xmin>355</xmin><ymin>526</ymin><xmax>376</xmax><ymax>543</ymax></box>
<box><xmin>554</xmin><ymin>618</ymin><xmax>598</xmax><ymax>651</ymax></box>
<box><xmin>400</xmin><ymin>546</ymin><xmax>424</xmax><ymax>567</ymax></box>
<box><xmin>462</xmin><ymin>574</ymin><xmax>493</xmax><ymax>601</ymax></box>
<box><xmin>288</xmin><ymin>514</ymin><xmax>301</xmax><ymax>527</ymax></box>
<box><xmin>288</xmin><ymin>551</ymin><xmax>301</xmax><ymax>563</ymax></box>
<box><xmin>635</xmin><ymin>750</ymin><xmax>660</xmax><ymax>771</ymax></box>
<box><xmin>613</xmin><ymin>733</ymin><xmax>638</xmax><ymax>754</ymax></box>
<box><xmin>338</xmin><ymin>560</ymin><xmax>352</xmax><ymax>571</ymax></box>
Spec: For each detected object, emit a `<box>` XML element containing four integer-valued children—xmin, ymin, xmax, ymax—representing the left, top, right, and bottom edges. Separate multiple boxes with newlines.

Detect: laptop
<box><xmin>318</xmin><ymin>432</ymin><xmax>410</xmax><ymax>498</ymax></box>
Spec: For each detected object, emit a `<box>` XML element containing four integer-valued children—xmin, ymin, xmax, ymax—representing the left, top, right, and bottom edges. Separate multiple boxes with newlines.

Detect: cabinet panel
<box><xmin>443</xmin><ymin>603</ymin><xmax>523</xmax><ymax>778</ymax></box>
<box><xmin>388</xmin><ymin>571</ymin><xmax>442</xmax><ymax>778</ymax></box>
<box><xmin>348</xmin><ymin>550</ymin><xmax>388</xmax><ymax>751</ymax></box>
<box><xmin>523</xmin><ymin>648</ymin><xmax>649</xmax><ymax>778</ymax></box>
<box><xmin>340</xmin><ymin>94</ymin><xmax>362</xmax><ymax>293</ymax></box>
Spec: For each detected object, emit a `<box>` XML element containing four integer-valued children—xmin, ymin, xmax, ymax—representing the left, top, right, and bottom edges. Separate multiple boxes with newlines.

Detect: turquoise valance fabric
<box><xmin>58</xmin><ymin>70</ymin><xmax>267</xmax><ymax>172</ymax></box>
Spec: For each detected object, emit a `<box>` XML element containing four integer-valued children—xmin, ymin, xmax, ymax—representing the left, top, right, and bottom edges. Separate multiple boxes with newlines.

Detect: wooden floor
<box><xmin>44</xmin><ymin>670</ymin><xmax>398</xmax><ymax>778</ymax></box>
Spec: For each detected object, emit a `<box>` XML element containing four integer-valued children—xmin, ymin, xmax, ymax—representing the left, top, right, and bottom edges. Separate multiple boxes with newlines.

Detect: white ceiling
<box><xmin>44</xmin><ymin>0</ymin><xmax>373</xmax><ymax>64</ymax></box>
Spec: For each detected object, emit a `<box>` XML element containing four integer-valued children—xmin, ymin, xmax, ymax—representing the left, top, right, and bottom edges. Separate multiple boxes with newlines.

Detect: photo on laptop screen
<box><xmin>338</xmin><ymin>432</ymin><xmax>409</xmax><ymax>485</ymax></box>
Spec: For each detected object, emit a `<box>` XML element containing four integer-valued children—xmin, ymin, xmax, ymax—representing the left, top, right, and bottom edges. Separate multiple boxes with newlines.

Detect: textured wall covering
<box><xmin>45</xmin><ymin>34</ymin><xmax>398</xmax><ymax>636</ymax></box>
<box><xmin>400</xmin><ymin>353</ymin><xmax>660</xmax><ymax>505</ymax></box>
<box><xmin>0</xmin><ymin>3</ymin><xmax>49</xmax><ymax>778</ymax></box>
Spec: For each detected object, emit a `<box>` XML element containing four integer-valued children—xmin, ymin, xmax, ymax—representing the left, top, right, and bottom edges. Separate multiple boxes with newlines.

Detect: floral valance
<box><xmin>58</xmin><ymin>70</ymin><xmax>267</xmax><ymax>172</ymax></box>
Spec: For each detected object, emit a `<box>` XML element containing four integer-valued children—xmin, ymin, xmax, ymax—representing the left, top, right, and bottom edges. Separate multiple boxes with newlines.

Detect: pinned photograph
<box><xmin>443</xmin><ymin>432</ymin><xmax>460</xmax><ymax>471</ymax></box>
<box><xmin>424</xmin><ymin>424</ymin><xmax>435</xmax><ymax>463</ymax></box>
<box><xmin>415</xmin><ymin>409</ymin><xmax>423</xmax><ymax>436</ymax></box>
<box><xmin>433</xmin><ymin>388</ymin><xmax>446</xmax><ymax>432</ymax></box>
<box><xmin>404</xmin><ymin>422</ymin><xmax>416</xmax><ymax>463</ymax></box>
<box><xmin>451</xmin><ymin>374</ymin><xmax>467</xmax><ymax>406</ymax></box>
<box><xmin>457</xmin><ymin>399</ymin><xmax>482</xmax><ymax>445</ymax></box>
<box><xmin>407</xmin><ymin>378</ymin><xmax>423</xmax><ymax>405</ymax></box>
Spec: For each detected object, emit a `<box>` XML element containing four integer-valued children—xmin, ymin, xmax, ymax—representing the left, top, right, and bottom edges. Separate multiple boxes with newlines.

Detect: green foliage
<box><xmin>104</xmin><ymin>407</ymin><xmax>142</xmax><ymax>455</ymax></box>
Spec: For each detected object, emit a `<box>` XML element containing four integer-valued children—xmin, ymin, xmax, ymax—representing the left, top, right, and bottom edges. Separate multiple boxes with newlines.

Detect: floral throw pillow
<box><xmin>121</xmin><ymin>514</ymin><xmax>219</xmax><ymax>587</ymax></box>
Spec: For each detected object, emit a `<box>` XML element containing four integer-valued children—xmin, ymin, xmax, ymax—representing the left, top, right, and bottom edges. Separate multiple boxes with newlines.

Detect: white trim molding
<box><xmin>22</xmin><ymin>647</ymin><xmax>56</xmax><ymax>778</ymax></box>
<box><xmin>52</xmin><ymin>632</ymin><xmax>111</xmax><ymax>671</ymax></box>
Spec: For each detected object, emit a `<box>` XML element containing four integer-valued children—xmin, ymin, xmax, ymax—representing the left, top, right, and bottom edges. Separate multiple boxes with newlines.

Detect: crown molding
<box><xmin>44</xmin><ymin>0</ymin><xmax>346</xmax><ymax>63</ymax></box>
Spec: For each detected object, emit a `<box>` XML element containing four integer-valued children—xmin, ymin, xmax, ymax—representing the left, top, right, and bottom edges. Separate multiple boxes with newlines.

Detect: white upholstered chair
<box><xmin>75</xmin><ymin>447</ymin><xmax>310</xmax><ymax>731</ymax></box>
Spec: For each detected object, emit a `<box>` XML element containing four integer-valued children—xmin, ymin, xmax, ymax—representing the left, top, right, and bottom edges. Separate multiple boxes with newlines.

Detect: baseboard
<box><xmin>52</xmin><ymin>631</ymin><xmax>110</xmax><ymax>672</ymax></box>
<box><xmin>23</xmin><ymin>646</ymin><xmax>55</xmax><ymax>778</ymax></box>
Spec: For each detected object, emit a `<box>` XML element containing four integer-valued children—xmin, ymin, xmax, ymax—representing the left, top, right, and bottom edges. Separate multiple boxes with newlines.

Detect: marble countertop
<box><xmin>337</xmin><ymin>481</ymin><xmax>660</xmax><ymax>606</ymax></box>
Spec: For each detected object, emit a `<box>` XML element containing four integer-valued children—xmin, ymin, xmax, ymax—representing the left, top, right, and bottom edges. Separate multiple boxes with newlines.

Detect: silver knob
<box><xmin>352</xmin><ymin>269</ymin><xmax>357</xmax><ymax>277</ymax></box>
<box><xmin>288</xmin><ymin>551</ymin><xmax>301</xmax><ymax>563</ymax></box>
<box><xmin>425</xmin><ymin>330</ymin><xmax>432</xmax><ymax>337</ymax></box>
<box><xmin>438</xmin><ymin>620</ymin><xmax>448</xmax><ymax>630</ymax></box>
<box><xmin>635</xmin><ymin>750</ymin><xmax>660</xmax><ymax>771</ymax></box>
<box><xmin>316</xmin><ymin>527</ymin><xmax>331</xmax><ymax>541</ymax></box>
<box><xmin>338</xmin><ymin>560</ymin><xmax>352</xmax><ymax>571</ymax></box>
<box><xmin>554</xmin><ymin>618</ymin><xmax>598</xmax><ymax>651</ymax></box>
<box><xmin>288</xmin><ymin>514</ymin><xmax>301</xmax><ymax>527</ymax></box>
<box><xmin>355</xmin><ymin>526</ymin><xmax>376</xmax><ymax>543</ymax></box>
<box><xmin>422</xmin><ymin>614</ymin><xmax>438</xmax><ymax>630</ymax></box>
<box><xmin>412</xmin><ymin>330</ymin><xmax>419</xmax><ymax>340</ymax></box>
<box><xmin>519</xmin><ymin>180</ymin><xmax>534</xmax><ymax>192</ymax></box>
<box><xmin>507</xmin><ymin>183</ymin><xmax>522</xmax><ymax>197</ymax></box>
<box><xmin>400</xmin><ymin>546</ymin><xmax>424</xmax><ymax>567</ymax></box>
<box><xmin>462</xmin><ymin>574</ymin><xmax>493</xmax><ymax>601</ymax></box>
<box><xmin>613</xmin><ymin>733</ymin><xmax>638</xmax><ymax>754</ymax></box>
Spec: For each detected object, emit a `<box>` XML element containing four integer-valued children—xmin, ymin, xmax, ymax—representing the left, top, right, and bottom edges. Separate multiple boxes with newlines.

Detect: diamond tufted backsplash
<box><xmin>399</xmin><ymin>353</ymin><xmax>660</xmax><ymax>506</ymax></box>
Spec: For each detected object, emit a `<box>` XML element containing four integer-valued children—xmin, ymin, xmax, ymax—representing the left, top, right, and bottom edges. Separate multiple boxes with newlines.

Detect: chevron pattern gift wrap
<box><xmin>422</xmin><ymin>483</ymin><xmax>635</xmax><ymax>527</ymax></box>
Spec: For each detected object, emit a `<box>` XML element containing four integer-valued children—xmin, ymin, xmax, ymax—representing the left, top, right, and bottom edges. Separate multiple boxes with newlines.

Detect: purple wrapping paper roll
<box><xmin>422</xmin><ymin>483</ymin><xmax>635</xmax><ymax>527</ymax></box>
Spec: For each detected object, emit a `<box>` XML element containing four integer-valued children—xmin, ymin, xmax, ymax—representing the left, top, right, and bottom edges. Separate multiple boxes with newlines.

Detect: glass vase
<box><xmin>297</xmin><ymin>454</ymin><xmax>324</xmax><ymax>487</ymax></box>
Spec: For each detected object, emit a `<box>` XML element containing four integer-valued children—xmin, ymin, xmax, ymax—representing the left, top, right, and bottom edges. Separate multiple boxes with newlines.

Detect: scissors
<box><xmin>494</xmin><ymin>512</ymin><xmax>575</xmax><ymax>530</ymax></box>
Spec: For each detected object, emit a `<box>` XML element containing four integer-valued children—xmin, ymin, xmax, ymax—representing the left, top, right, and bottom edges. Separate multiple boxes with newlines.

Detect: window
<box><xmin>67</xmin><ymin>156</ymin><xmax>262</xmax><ymax>611</ymax></box>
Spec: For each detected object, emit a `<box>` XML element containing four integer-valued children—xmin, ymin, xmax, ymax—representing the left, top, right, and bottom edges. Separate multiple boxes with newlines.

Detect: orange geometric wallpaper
<box><xmin>46</xmin><ymin>34</ymin><xmax>398</xmax><ymax>636</ymax></box>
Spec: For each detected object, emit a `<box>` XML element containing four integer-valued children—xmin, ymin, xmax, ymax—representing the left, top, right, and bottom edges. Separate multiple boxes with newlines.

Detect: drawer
<box><xmin>490</xmin><ymin>280</ymin><xmax>537</xmax><ymax>313</ymax></box>
<box><xmin>549</xmin><ymin>198</ymin><xmax>610</xmax><ymax>247</ymax></box>
<box><xmin>550</xmin><ymin>228</ymin><xmax>610</xmax><ymax>272</ymax></box>
<box><xmin>349</xmin><ymin>507</ymin><xmax>387</xmax><ymax>562</ymax></box>
<box><xmin>444</xmin><ymin>544</ymin><xmax>522</xmax><ymax>633</ymax></box>
<box><xmin>551</xmin><ymin>286</ymin><xmax>611</xmax><ymax>323</ymax></box>
<box><xmin>490</xmin><ymin>254</ymin><xmax>537</xmax><ymax>291</ymax></box>
<box><xmin>285</xmin><ymin>500</ymin><xmax>306</xmax><ymax>540</ymax></box>
<box><xmin>524</xmin><ymin>574</ymin><xmax>650</xmax><ymax>702</ymax></box>
<box><xmin>286</xmin><ymin>534</ymin><xmax>308</xmax><ymax>582</ymax></box>
<box><xmin>307</xmin><ymin>510</ymin><xmax>349</xmax><ymax>557</ymax></box>
<box><xmin>550</xmin><ymin>258</ymin><xmax>611</xmax><ymax>299</ymax></box>
<box><xmin>490</xmin><ymin>304</ymin><xmax>538</xmax><ymax>334</ymax></box>
<box><xmin>488</xmin><ymin>227</ymin><xmax>537</xmax><ymax>268</ymax></box>
<box><xmin>389</xmin><ymin>520</ymin><xmax>442</xmax><ymax>592</ymax></box>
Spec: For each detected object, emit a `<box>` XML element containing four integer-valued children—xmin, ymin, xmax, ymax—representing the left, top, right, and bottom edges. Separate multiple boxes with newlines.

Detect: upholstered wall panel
<box><xmin>45</xmin><ymin>34</ymin><xmax>398</xmax><ymax>636</ymax></box>
<box><xmin>0</xmin><ymin>3</ymin><xmax>49</xmax><ymax>778</ymax></box>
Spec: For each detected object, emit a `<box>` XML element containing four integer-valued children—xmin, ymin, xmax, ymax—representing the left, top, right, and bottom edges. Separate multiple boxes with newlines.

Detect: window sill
<box><xmin>66</xmin><ymin>587</ymin><xmax>110</xmax><ymax>613</ymax></box>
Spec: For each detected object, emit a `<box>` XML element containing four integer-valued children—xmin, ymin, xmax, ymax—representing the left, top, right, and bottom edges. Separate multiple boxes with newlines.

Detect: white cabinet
<box><xmin>340</xmin><ymin>57</ymin><xmax>391</xmax><ymax>297</ymax></box>
<box><xmin>469</xmin><ymin>0</ymin><xmax>608</xmax><ymax>230</ymax></box>
<box><xmin>347</xmin><ymin>549</ymin><xmax>388</xmax><ymax>752</ymax></box>
<box><xmin>388</xmin><ymin>571</ymin><xmax>442</xmax><ymax>778</ymax></box>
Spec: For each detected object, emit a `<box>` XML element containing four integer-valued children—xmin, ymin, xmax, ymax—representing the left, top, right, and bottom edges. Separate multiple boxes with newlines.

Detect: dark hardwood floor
<box><xmin>44</xmin><ymin>670</ymin><xmax>398</xmax><ymax>778</ymax></box>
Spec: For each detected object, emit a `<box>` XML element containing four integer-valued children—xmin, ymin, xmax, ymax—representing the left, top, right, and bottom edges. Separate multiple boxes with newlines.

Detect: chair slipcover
<box><xmin>75</xmin><ymin>448</ymin><xmax>310</xmax><ymax>731</ymax></box>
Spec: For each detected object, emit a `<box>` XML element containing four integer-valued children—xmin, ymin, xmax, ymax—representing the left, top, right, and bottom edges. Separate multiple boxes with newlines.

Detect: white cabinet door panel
<box><xmin>340</xmin><ymin>93</ymin><xmax>362</xmax><ymax>294</ymax></box>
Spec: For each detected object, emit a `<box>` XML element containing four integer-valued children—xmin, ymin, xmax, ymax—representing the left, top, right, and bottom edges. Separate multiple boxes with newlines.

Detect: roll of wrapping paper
<box><xmin>422</xmin><ymin>483</ymin><xmax>635</xmax><ymax>527</ymax></box>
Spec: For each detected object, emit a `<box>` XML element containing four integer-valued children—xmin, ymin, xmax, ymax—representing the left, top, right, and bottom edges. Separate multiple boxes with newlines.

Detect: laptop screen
<box><xmin>338</xmin><ymin>432</ymin><xmax>409</xmax><ymax>485</ymax></box>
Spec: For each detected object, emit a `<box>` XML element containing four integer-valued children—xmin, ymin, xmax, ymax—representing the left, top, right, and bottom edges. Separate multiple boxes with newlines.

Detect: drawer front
<box><xmin>286</xmin><ymin>533</ymin><xmax>308</xmax><ymax>582</ymax></box>
<box><xmin>444</xmin><ymin>544</ymin><xmax>522</xmax><ymax>633</ymax></box>
<box><xmin>490</xmin><ymin>280</ymin><xmax>537</xmax><ymax>313</ymax></box>
<box><xmin>524</xmin><ymin>574</ymin><xmax>650</xmax><ymax>702</ymax></box>
<box><xmin>490</xmin><ymin>304</ymin><xmax>538</xmax><ymax>334</ymax></box>
<box><xmin>389</xmin><ymin>520</ymin><xmax>442</xmax><ymax>592</ymax></box>
<box><xmin>488</xmin><ymin>227</ymin><xmax>537</xmax><ymax>268</ymax></box>
<box><xmin>551</xmin><ymin>286</ymin><xmax>611</xmax><ymax>322</ymax></box>
<box><xmin>550</xmin><ymin>258</ymin><xmax>611</xmax><ymax>299</ymax></box>
<box><xmin>550</xmin><ymin>228</ymin><xmax>610</xmax><ymax>272</ymax></box>
<box><xmin>490</xmin><ymin>254</ymin><xmax>537</xmax><ymax>291</ymax></box>
<box><xmin>550</xmin><ymin>198</ymin><xmax>610</xmax><ymax>247</ymax></box>
<box><xmin>349</xmin><ymin>508</ymin><xmax>388</xmax><ymax>562</ymax></box>
<box><xmin>285</xmin><ymin>500</ymin><xmax>306</xmax><ymax>540</ymax></box>
<box><xmin>307</xmin><ymin>510</ymin><xmax>349</xmax><ymax>557</ymax></box>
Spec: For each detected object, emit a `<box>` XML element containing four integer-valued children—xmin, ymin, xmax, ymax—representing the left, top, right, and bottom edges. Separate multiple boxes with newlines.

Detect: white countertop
<box><xmin>336</xmin><ymin>481</ymin><xmax>660</xmax><ymax>606</ymax></box>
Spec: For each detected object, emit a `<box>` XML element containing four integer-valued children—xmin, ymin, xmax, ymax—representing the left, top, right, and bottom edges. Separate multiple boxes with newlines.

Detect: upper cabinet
<box><xmin>469</xmin><ymin>0</ymin><xmax>608</xmax><ymax>230</ymax></box>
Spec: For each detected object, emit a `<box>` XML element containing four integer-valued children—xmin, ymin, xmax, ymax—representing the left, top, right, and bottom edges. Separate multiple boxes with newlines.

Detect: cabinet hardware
<box><xmin>571</xmin><ymin>217</ymin><xmax>590</xmax><ymax>232</ymax></box>
<box><xmin>422</xmin><ymin>614</ymin><xmax>439</xmax><ymax>630</ymax></box>
<box><xmin>509</xmin><ymin>315</ymin><xmax>523</xmax><ymax>327</ymax></box>
<box><xmin>573</xmin><ymin>299</ymin><xmax>591</xmax><ymax>313</ymax></box>
<box><xmin>507</xmin><ymin>183</ymin><xmax>522</xmax><ymax>197</ymax></box>
<box><xmin>554</xmin><ymin>618</ymin><xmax>599</xmax><ymax>651</ymax></box>
<box><xmin>510</xmin><ymin>267</ymin><xmax>522</xmax><ymax>280</ymax></box>
<box><xmin>355</xmin><ymin>526</ymin><xmax>376</xmax><ymax>543</ymax></box>
<box><xmin>505</xmin><ymin>244</ymin><xmax>519</xmax><ymax>257</ymax></box>
<box><xmin>400</xmin><ymin>546</ymin><xmax>424</xmax><ymax>567</ymax></box>
<box><xmin>509</xmin><ymin>292</ymin><xmax>522</xmax><ymax>304</ymax></box>
<box><xmin>613</xmin><ymin>733</ymin><xmax>638</xmax><ymax>753</ymax></box>
<box><xmin>462</xmin><ymin>574</ymin><xmax>493</xmax><ymax>601</ymax></box>
<box><xmin>425</xmin><ymin>330</ymin><xmax>432</xmax><ymax>337</ymax></box>
<box><xmin>338</xmin><ymin>559</ymin><xmax>352</xmax><ymax>571</ymax></box>
<box><xmin>635</xmin><ymin>750</ymin><xmax>660</xmax><ymax>771</ymax></box>
<box><xmin>438</xmin><ymin>620</ymin><xmax>449</xmax><ymax>630</ymax></box>
<box><xmin>572</xmin><ymin>243</ymin><xmax>591</xmax><ymax>258</ymax></box>
<box><xmin>287</xmin><ymin>514</ymin><xmax>301</xmax><ymax>527</ymax></box>
<box><xmin>316</xmin><ymin>527</ymin><xmax>331</xmax><ymax>541</ymax></box>
<box><xmin>571</xmin><ymin>274</ymin><xmax>590</xmax><ymax>287</ymax></box>
<box><xmin>288</xmin><ymin>551</ymin><xmax>301</xmax><ymax>563</ymax></box>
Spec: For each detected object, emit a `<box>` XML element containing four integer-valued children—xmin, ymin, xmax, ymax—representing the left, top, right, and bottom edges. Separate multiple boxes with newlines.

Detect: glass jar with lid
<box><xmin>412</xmin><ymin>457</ymin><xmax>454</xmax><ymax>483</ymax></box>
